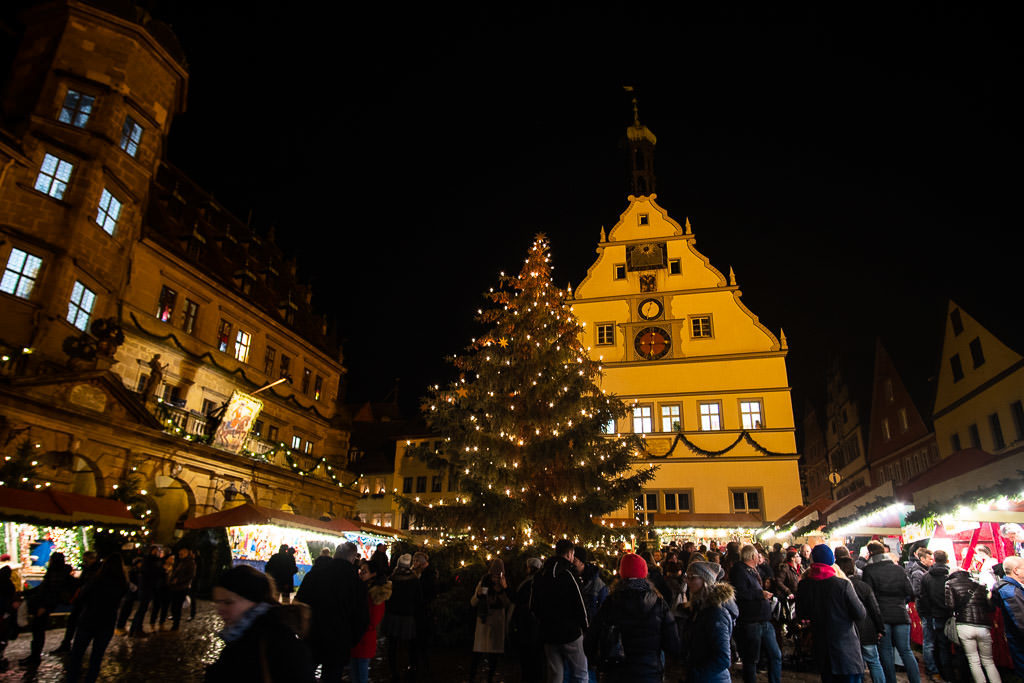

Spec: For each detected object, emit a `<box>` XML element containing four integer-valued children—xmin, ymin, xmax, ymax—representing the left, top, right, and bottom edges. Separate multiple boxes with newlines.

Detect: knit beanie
<box><xmin>619</xmin><ymin>552</ymin><xmax>648</xmax><ymax>579</ymax></box>
<box><xmin>397</xmin><ymin>553</ymin><xmax>412</xmax><ymax>568</ymax></box>
<box><xmin>811</xmin><ymin>544</ymin><xmax>835</xmax><ymax>566</ymax></box>
<box><xmin>218</xmin><ymin>565</ymin><xmax>273</xmax><ymax>603</ymax></box>
<box><xmin>687</xmin><ymin>561</ymin><xmax>721</xmax><ymax>586</ymax></box>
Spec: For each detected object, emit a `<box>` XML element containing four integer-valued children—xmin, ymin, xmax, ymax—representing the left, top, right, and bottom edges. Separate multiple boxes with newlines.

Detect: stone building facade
<box><xmin>0</xmin><ymin>1</ymin><xmax>358</xmax><ymax>542</ymax></box>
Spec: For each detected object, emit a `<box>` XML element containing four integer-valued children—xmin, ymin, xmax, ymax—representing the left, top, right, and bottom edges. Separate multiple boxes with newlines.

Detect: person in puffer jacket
<box><xmin>583</xmin><ymin>553</ymin><xmax>679</xmax><ymax>683</ymax></box>
<box><xmin>676</xmin><ymin>561</ymin><xmax>737</xmax><ymax>683</ymax></box>
<box><xmin>945</xmin><ymin>568</ymin><xmax>1001</xmax><ymax>683</ymax></box>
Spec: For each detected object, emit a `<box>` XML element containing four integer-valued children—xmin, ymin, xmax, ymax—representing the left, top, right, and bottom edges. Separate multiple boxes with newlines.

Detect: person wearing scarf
<box><xmin>205</xmin><ymin>565</ymin><xmax>313</xmax><ymax>682</ymax></box>
<box><xmin>795</xmin><ymin>545</ymin><xmax>866</xmax><ymax>683</ymax></box>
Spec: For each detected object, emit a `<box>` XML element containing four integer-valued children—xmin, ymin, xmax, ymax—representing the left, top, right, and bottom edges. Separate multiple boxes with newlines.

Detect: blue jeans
<box><xmin>350</xmin><ymin>657</ymin><xmax>369</xmax><ymax>683</ymax></box>
<box><xmin>861</xmin><ymin>644</ymin><xmax>885</xmax><ymax>683</ymax></box>
<box><xmin>919</xmin><ymin>614</ymin><xmax>937</xmax><ymax>675</ymax></box>
<box><xmin>878</xmin><ymin>623</ymin><xmax>920</xmax><ymax>683</ymax></box>
<box><xmin>735</xmin><ymin>621</ymin><xmax>782</xmax><ymax>683</ymax></box>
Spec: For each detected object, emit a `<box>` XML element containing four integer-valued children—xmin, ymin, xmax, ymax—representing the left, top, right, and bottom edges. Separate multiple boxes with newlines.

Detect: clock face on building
<box><xmin>638</xmin><ymin>298</ymin><xmax>663</xmax><ymax>320</ymax></box>
<box><xmin>634</xmin><ymin>327</ymin><xmax>671</xmax><ymax>360</ymax></box>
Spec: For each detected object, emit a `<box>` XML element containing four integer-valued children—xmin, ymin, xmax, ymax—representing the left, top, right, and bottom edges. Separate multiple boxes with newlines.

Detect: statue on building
<box><xmin>143</xmin><ymin>354</ymin><xmax>167</xmax><ymax>402</ymax></box>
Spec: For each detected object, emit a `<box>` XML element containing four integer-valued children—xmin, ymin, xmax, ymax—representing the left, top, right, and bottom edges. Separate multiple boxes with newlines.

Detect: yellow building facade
<box><xmin>570</xmin><ymin>193</ymin><xmax>802</xmax><ymax>539</ymax></box>
<box><xmin>933</xmin><ymin>302</ymin><xmax>1024</xmax><ymax>458</ymax></box>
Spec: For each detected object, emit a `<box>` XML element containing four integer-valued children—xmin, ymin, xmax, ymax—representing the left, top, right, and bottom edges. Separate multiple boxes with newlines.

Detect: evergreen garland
<box><xmin>646</xmin><ymin>431</ymin><xmax>799</xmax><ymax>459</ymax></box>
<box><xmin>821</xmin><ymin>496</ymin><xmax>896</xmax><ymax>534</ymax></box>
<box><xmin>129</xmin><ymin>312</ymin><xmax>332</xmax><ymax>421</ymax></box>
<box><xmin>903</xmin><ymin>473</ymin><xmax>1024</xmax><ymax>526</ymax></box>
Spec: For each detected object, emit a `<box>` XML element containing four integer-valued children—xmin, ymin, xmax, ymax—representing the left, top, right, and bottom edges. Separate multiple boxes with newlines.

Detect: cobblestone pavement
<box><xmin>0</xmin><ymin>601</ymin><xmax>920</xmax><ymax>682</ymax></box>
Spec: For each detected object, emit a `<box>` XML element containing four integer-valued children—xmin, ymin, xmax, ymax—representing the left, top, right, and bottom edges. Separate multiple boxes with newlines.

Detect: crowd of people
<box><xmin>0</xmin><ymin>529</ymin><xmax>1023</xmax><ymax>683</ymax></box>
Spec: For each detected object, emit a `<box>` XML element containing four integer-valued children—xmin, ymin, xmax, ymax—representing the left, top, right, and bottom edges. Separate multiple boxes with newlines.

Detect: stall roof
<box><xmin>0</xmin><ymin>488</ymin><xmax>142</xmax><ymax>526</ymax></box>
<box><xmin>184</xmin><ymin>503</ymin><xmax>403</xmax><ymax>540</ymax></box>
<box><xmin>896</xmin><ymin>447</ymin><xmax>1009</xmax><ymax>499</ymax></box>
<box><xmin>184</xmin><ymin>503</ymin><xmax>344</xmax><ymax>535</ymax></box>
<box><xmin>776</xmin><ymin>496</ymin><xmax>833</xmax><ymax>528</ymax></box>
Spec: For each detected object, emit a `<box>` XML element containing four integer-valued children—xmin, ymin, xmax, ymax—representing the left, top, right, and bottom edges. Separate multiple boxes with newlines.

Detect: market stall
<box><xmin>0</xmin><ymin>487</ymin><xmax>145</xmax><ymax>587</ymax></box>
<box><xmin>185</xmin><ymin>503</ymin><xmax>402</xmax><ymax>588</ymax></box>
<box><xmin>903</xmin><ymin>449</ymin><xmax>1024</xmax><ymax>670</ymax></box>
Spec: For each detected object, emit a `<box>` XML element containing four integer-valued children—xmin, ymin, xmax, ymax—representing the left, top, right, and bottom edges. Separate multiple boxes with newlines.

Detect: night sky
<box><xmin>151</xmin><ymin>4</ymin><xmax>1020</xmax><ymax>417</ymax></box>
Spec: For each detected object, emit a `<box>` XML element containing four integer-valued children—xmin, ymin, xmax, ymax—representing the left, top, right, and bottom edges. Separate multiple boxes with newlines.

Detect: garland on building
<box><xmin>902</xmin><ymin>474</ymin><xmax>1024</xmax><ymax>526</ymax></box>
<box><xmin>821</xmin><ymin>496</ymin><xmax>896</xmax><ymax>535</ymax></box>
<box><xmin>241</xmin><ymin>442</ymin><xmax>361</xmax><ymax>489</ymax></box>
<box><xmin>790</xmin><ymin>519</ymin><xmax>824</xmax><ymax>539</ymax></box>
<box><xmin>645</xmin><ymin>431</ymin><xmax>799</xmax><ymax>459</ymax></box>
<box><xmin>129</xmin><ymin>312</ymin><xmax>332</xmax><ymax>420</ymax></box>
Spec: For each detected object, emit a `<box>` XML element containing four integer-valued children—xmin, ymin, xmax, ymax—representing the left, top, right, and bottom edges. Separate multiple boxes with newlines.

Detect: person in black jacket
<box><xmin>412</xmin><ymin>551</ymin><xmax>437</xmax><ymax>677</ymax></box>
<box><xmin>206</xmin><ymin>564</ymin><xmax>314</xmax><ymax>682</ymax></box>
<box><xmin>380</xmin><ymin>553</ymin><xmax>421</xmax><ymax>682</ymax></box>
<box><xmin>920</xmin><ymin>549</ymin><xmax>954</xmax><ymax>682</ymax></box>
<box><xmin>52</xmin><ymin>550</ymin><xmax>99</xmax><ymax>653</ymax></box>
<box><xmin>65</xmin><ymin>553</ymin><xmax>128</xmax><ymax>682</ymax></box>
<box><xmin>0</xmin><ymin>565</ymin><xmax>18</xmax><ymax>670</ymax></box>
<box><xmin>796</xmin><ymin>546</ymin><xmax>866</xmax><ymax>683</ymax></box>
<box><xmin>265</xmin><ymin>544</ymin><xmax>298</xmax><ymax>604</ymax></box>
<box><xmin>129</xmin><ymin>545</ymin><xmax>165</xmax><ymax>637</ymax></box>
<box><xmin>530</xmin><ymin>539</ymin><xmax>589</xmax><ymax>683</ymax></box>
<box><xmin>676</xmin><ymin>560</ymin><xmax>737</xmax><ymax>682</ymax></box>
<box><xmin>729</xmin><ymin>544</ymin><xmax>781</xmax><ymax>683</ymax></box>
<box><xmin>294</xmin><ymin>542</ymin><xmax>369</xmax><ymax>683</ymax></box>
<box><xmin>837</xmin><ymin>557</ymin><xmax>885</xmax><ymax>683</ymax></box>
<box><xmin>945</xmin><ymin>566</ymin><xmax>1000</xmax><ymax>683</ymax></box>
<box><xmin>20</xmin><ymin>551</ymin><xmax>74</xmax><ymax>667</ymax></box>
<box><xmin>584</xmin><ymin>553</ymin><xmax>680</xmax><ymax>682</ymax></box>
<box><xmin>862</xmin><ymin>541</ymin><xmax>920</xmax><ymax>683</ymax></box>
<box><xmin>512</xmin><ymin>558</ymin><xmax>544</xmax><ymax>682</ymax></box>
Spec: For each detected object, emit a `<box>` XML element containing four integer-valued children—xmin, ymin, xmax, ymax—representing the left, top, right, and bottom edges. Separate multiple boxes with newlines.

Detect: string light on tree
<box><xmin>395</xmin><ymin>234</ymin><xmax>655</xmax><ymax>549</ymax></box>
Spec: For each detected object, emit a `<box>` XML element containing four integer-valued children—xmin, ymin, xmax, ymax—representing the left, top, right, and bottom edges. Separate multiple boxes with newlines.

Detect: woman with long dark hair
<box><xmin>65</xmin><ymin>553</ymin><xmax>128</xmax><ymax>682</ymax></box>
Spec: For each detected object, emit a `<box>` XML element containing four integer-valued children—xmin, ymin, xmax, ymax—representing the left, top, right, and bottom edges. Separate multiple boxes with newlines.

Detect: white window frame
<box><xmin>663</xmin><ymin>489</ymin><xmax>693</xmax><ymax>512</ymax></box>
<box><xmin>660</xmin><ymin>404</ymin><xmax>681</xmax><ymax>432</ymax></box>
<box><xmin>730</xmin><ymin>488</ymin><xmax>763</xmax><ymax>514</ymax></box>
<box><xmin>602</xmin><ymin>418</ymin><xmax>616</xmax><ymax>434</ymax></box>
<box><xmin>234</xmin><ymin>330</ymin><xmax>252</xmax><ymax>363</ymax></box>
<box><xmin>291</xmin><ymin>435</ymin><xmax>301</xmax><ymax>450</ymax></box>
<box><xmin>690</xmin><ymin>314</ymin><xmax>713</xmax><ymax>339</ymax></box>
<box><xmin>1</xmin><ymin>248</ymin><xmax>43</xmax><ymax>299</ymax></box>
<box><xmin>739</xmin><ymin>399</ymin><xmax>763</xmax><ymax>430</ymax></box>
<box><xmin>96</xmin><ymin>189</ymin><xmax>122</xmax><ymax>235</ymax></box>
<box><xmin>67</xmin><ymin>280</ymin><xmax>95</xmax><ymax>331</ymax></box>
<box><xmin>699</xmin><ymin>401</ymin><xmax>722</xmax><ymax>431</ymax></box>
<box><xmin>596</xmin><ymin>322</ymin><xmax>615</xmax><ymax>346</ymax></box>
<box><xmin>35</xmin><ymin>153</ymin><xmax>74</xmax><ymax>199</ymax></box>
<box><xmin>632</xmin><ymin>405</ymin><xmax>654</xmax><ymax>434</ymax></box>
<box><xmin>58</xmin><ymin>89</ymin><xmax>94</xmax><ymax>128</ymax></box>
<box><xmin>120</xmin><ymin>117</ymin><xmax>143</xmax><ymax>158</ymax></box>
<box><xmin>613</xmin><ymin>263</ymin><xmax>626</xmax><ymax>280</ymax></box>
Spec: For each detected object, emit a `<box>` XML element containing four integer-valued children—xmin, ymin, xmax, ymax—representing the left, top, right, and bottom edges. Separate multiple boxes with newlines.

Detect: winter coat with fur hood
<box><xmin>677</xmin><ymin>582</ymin><xmax>738</xmax><ymax>683</ymax></box>
<box><xmin>352</xmin><ymin>580</ymin><xmax>391</xmax><ymax>659</ymax></box>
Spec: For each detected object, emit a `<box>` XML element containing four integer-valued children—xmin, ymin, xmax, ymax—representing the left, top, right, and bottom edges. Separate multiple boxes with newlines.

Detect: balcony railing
<box><xmin>153</xmin><ymin>400</ymin><xmax>277</xmax><ymax>461</ymax></box>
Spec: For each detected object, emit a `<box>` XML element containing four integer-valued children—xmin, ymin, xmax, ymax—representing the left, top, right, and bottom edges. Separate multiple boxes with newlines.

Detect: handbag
<box><xmin>598</xmin><ymin>620</ymin><xmax>626</xmax><ymax>668</ymax></box>
<box><xmin>944</xmin><ymin>615</ymin><xmax>960</xmax><ymax>645</ymax></box>
<box><xmin>16</xmin><ymin>599</ymin><xmax>29</xmax><ymax>628</ymax></box>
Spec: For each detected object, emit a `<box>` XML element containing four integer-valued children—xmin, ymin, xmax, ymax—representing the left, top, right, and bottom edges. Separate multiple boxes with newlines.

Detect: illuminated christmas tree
<box><xmin>0</xmin><ymin>440</ymin><xmax>43</xmax><ymax>490</ymax></box>
<box><xmin>398</xmin><ymin>234</ymin><xmax>655</xmax><ymax>547</ymax></box>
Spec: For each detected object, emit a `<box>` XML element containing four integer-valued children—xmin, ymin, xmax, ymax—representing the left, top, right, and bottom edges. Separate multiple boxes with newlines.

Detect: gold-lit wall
<box><xmin>571</xmin><ymin>195</ymin><xmax>803</xmax><ymax>526</ymax></box>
